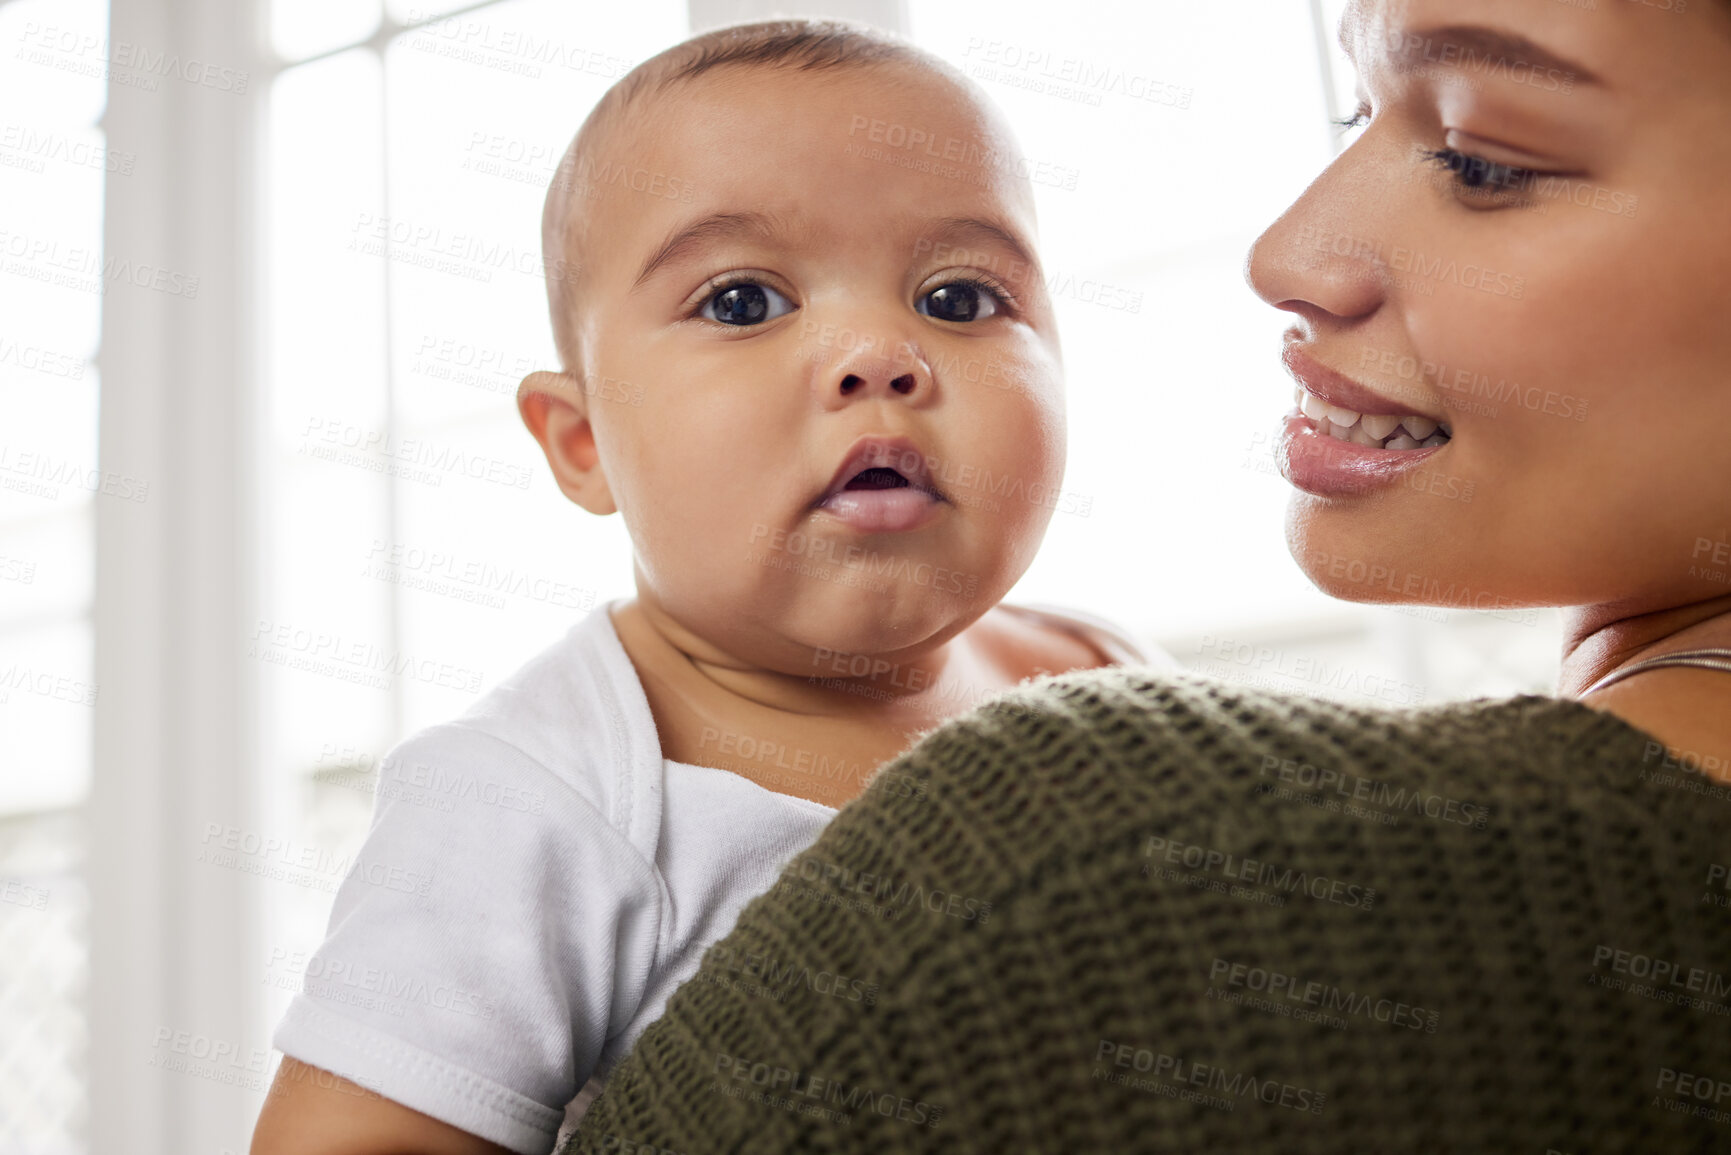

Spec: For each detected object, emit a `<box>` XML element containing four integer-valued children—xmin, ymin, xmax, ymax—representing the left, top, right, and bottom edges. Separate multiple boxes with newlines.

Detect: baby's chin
<box><xmin>659</xmin><ymin>571</ymin><xmax>1000</xmax><ymax>672</ymax></box>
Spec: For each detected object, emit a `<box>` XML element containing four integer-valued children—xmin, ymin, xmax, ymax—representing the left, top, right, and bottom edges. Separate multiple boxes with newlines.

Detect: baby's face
<box><xmin>561</xmin><ymin>63</ymin><xmax>1065</xmax><ymax>671</ymax></box>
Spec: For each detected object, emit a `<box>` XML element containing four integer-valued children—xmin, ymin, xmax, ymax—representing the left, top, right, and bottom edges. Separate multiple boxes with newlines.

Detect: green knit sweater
<box><xmin>563</xmin><ymin>669</ymin><xmax>1731</xmax><ymax>1154</ymax></box>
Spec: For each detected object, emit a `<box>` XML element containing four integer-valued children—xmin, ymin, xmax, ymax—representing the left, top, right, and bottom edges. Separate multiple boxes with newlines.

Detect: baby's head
<box><xmin>519</xmin><ymin>19</ymin><xmax>1067</xmax><ymax>674</ymax></box>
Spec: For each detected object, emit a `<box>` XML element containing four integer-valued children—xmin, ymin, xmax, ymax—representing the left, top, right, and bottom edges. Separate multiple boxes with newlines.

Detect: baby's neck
<box><xmin>607</xmin><ymin>597</ymin><xmax>1106</xmax><ymax>809</ymax></box>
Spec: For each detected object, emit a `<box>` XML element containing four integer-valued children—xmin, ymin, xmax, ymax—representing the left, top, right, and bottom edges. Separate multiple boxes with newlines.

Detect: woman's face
<box><xmin>1248</xmin><ymin>0</ymin><xmax>1731</xmax><ymax>616</ymax></box>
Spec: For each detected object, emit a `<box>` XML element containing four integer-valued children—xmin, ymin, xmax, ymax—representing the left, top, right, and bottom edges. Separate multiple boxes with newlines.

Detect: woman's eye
<box><xmin>917</xmin><ymin>281</ymin><xmax>1001</xmax><ymax>323</ymax></box>
<box><xmin>700</xmin><ymin>281</ymin><xmax>795</xmax><ymax>326</ymax></box>
<box><xmin>1428</xmin><ymin>147</ymin><xmax>1537</xmax><ymax>197</ymax></box>
<box><xmin>1333</xmin><ymin>103</ymin><xmax>1372</xmax><ymax>134</ymax></box>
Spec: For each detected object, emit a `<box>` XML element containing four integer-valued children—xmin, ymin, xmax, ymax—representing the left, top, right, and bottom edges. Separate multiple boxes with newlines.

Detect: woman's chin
<box><xmin>1285</xmin><ymin>499</ymin><xmax>1446</xmax><ymax>606</ymax></box>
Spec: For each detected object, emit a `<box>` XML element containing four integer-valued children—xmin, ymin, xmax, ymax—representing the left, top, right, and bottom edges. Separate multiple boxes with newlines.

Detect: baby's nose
<box><xmin>839</xmin><ymin>371</ymin><xmax>919</xmax><ymax>396</ymax></box>
<box><xmin>812</xmin><ymin>326</ymin><xmax>935</xmax><ymax>410</ymax></box>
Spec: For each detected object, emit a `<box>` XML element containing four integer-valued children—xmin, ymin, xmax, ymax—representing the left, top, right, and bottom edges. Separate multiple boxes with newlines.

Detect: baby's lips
<box><xmin>817</xmin><ymin>434</ymin><xmax>943</xmax><ymax>505</ymax></box>
<box><xmin>817</xmin><ymin>486</ymin><xmax>943</xmax><ymax>534</ymax></box>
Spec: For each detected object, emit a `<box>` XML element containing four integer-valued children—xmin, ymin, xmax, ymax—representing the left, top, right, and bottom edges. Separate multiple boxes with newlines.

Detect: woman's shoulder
<box><xmin>917</xmin><ymin>665</ymin><xmax>1656</xmax><ymax>802</ymax></box>
<box><xmin>825</xmin><ymin>671</ymin><xmax>1729</xmax><ymax>1147</ymax></box>
<box><xmin>844</xmin><ymin>666</ymin><xmax>1710</xmax><ymax>911</ymax></box>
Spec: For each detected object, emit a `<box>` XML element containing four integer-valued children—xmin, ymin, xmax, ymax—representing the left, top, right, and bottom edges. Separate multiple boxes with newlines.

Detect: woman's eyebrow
<box><xmin>632</xmin><ymin>210</ymin><xmax>790</xmax><ymax>288</ymax></box>
<box><xmin>1384</xmin><ymin>24</ymin><xmax>1606</xmax><ymax>89</ymax></box>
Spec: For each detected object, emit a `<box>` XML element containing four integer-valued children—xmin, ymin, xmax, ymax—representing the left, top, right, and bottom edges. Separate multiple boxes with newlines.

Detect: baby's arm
<box><xmin>258</xmin><ymin>722</ymin><xmax>665</xmax><ymax>1153</ymax></box>
<box><xmin>252</xmin><ymin>1056</ymin><xmax>513</xmax><ymax>1154</ymax></box>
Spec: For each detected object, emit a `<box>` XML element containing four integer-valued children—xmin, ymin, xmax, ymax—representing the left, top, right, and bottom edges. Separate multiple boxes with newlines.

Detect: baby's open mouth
<box><xmin>813</xmin><ymin>437</ymin><xmax>948</xmax><ymax>533</ymax></box>
<box><xmin>844</xmin><ymin>466</ymin><xmax>913</xmax><ymax>490</ymax></box>
<box><xmin>1296</xmin><ymin>385</ymin><xmax>1452</xmax><ymax>450</ymax></box>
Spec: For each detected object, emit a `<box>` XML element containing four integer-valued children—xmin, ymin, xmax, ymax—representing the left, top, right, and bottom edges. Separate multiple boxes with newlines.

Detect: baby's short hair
<box><xmin>540</xmin><ymin>19</ymin><xmax>967</xmax><ymax>373</ymax></box>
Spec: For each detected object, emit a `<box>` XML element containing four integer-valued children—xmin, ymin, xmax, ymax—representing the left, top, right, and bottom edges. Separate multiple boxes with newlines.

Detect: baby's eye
<box><xmin>700</xmin><ymin>281</ymin><xmax>795</xmax><ymax>326</ymax></box>
<box><xmin>917</xmin><ymin>281</ymin><xmax>1001</xmax><ymax>323</ymax></box>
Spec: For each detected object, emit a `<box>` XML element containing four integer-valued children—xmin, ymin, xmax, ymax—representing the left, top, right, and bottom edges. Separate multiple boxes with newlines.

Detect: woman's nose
<box><xmin>1245</xmin><ymin>146</ymin><xmax>1390</xmax><ymax>326</ymax></box>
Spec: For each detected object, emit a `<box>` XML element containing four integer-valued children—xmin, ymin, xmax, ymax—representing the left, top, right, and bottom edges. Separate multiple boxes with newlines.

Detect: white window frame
<box><xmin>92</xmin><ymin>0</ymin><xmax>264</xmax><ymax>1146</ymax></box>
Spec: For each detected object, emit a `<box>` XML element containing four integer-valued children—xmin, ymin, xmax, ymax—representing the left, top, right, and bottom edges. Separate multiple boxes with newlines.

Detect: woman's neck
<box><xmin>1559</xmin><ymin>595</ymin><xmax>1731</xmax><ymax>785</ymax></box>
<box><xmin>1559</xmin><ymin>593</ymin><xmax>1731</xmax><ymax>696</ymax></box>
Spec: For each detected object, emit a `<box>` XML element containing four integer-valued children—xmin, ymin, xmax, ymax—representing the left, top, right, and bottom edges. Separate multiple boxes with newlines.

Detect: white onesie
<box><xmin>270</xmin><ymin>599</ymin><xmax>1162</xmax><ymax>1152</ymax></box>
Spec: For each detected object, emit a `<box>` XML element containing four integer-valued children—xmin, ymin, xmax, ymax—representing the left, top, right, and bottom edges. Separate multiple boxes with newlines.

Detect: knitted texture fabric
<box><xmin>562</xmin><ymin>668</ymin><xmax>1731</xmax><ymax>1154</ymax></box>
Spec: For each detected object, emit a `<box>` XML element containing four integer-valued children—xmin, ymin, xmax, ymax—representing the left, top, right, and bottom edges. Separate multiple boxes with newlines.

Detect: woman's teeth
<box><xmin>1296</xmin><ymin>386</ymin><xmax>1450</xmax><ymax>450</ymax></box>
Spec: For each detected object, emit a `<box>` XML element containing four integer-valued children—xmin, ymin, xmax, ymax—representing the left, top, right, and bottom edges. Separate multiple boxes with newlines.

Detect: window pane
<box><xmin>385</xmin><ymin>0</ymin><xmax>481</xmax><ymax>23</ymax></box>
<box><xmin>0</xmin><ymin>510</ymin><xmax>93</xmax><ymax>633</ymax></box>
<box><xmin>0</xmin><ymin>22</ymin><xmax>106</xmax><ymax>525</ymax></box>
<box><xmin>0</xmin><ymin>0</ymin><xmax>111</xmax><ymax>127</ymax></box>
<box><xmin>0</xmin><ymin>384</ymin><xmax>102</xmax><ymax>532</ymax></box>
<box><xmin>272</xmin><ymin>0</ymin><xmax>382</xmax><ymax>63</ymax></box>
<box><xmin>0</xmin><ymin>621</ymin><xmax>94</xmax><ymax>814</ymax></box>
<box><xmin>0</xmin><ymin>810</ymin><xmax>88</xmax><ymax>1152</ymax></box>
<box><xmin>264</xmin><ymin>47</ymin><xmax>396</xmax><ymax>785</ymax></box>
<box><xmin>268</xmin><ymin>50</ymin><xmax>389</xmax><ymax>447</ymax></box>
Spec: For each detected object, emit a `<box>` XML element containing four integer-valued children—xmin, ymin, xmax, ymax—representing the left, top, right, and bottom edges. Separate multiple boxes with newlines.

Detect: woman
<box><xmin>559</xmin><ymin>1</ymin><xmax>1731</xmax><ymax>1151</ymax></box>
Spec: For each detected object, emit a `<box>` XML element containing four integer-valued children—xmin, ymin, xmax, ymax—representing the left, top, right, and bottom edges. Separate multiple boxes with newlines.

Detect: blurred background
<box><xmin>0</xmin><ymin>0</ymin><xmax>1561</xmax><ymax>1150</ymax></box>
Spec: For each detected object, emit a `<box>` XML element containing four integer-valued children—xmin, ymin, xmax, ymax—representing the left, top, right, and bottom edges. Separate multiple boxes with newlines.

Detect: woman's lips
<box><xmin>1277</xmin><ymin>413</ymin><xmax>1445</xmax><ymax>498</ymax></box>
<box><xmin>816</xmin><ymin>487</ymin><xmax>944</xmax><ymax>533</ymax></box>
<box><xmin>1283</xmin><ymin>345</ymin><xmax>1449</xmax><ymax>427</ymax></box>
<box><xmin>1276</xmin><ymin>343</ymin><xmax>1454</xmax><ymax>497</ymax></box>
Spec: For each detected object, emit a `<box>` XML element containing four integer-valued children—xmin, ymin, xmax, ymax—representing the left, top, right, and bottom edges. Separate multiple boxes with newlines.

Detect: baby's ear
<box><xmin>517</xmin><ymin>370</ymin><xmax>617</xmax><ymax>515</ymax></box>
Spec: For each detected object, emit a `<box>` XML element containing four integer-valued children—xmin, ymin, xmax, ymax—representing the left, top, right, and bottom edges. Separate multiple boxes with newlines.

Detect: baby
<box><xmin>256</xmin><ymin>18</ymin><xmax>1164</xmax><ymax>1155</ymax></box>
